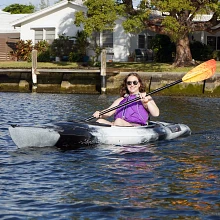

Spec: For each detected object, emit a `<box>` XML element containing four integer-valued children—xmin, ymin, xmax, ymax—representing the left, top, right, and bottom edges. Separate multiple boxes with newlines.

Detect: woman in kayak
<box><xmin>93</xmin><ymin>73</ymin><xmax>159</xmax><ymax>126</ymax></box>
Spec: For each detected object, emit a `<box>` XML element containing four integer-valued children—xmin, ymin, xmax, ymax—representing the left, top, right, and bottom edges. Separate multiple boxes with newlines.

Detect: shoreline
<box><xmin>0</xmin><ymin>69</ymin><xmax>219</xmax><ymax>97</ymax></box>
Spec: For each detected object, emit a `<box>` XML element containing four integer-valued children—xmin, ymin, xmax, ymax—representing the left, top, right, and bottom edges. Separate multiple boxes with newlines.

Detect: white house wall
<box><xmin>19</xmin><ymin>4</ymin><xmax>84</xmax><ymax>41</ymax></box>
<box><xmin>87</xmin><ymin>19</ymin><xmax>131</xmax><ymax>62</ymax></box>
<box><xmin>113</xmin><ymin>19</ymin><xmax>130</xmax><ymax>62</ymax></box>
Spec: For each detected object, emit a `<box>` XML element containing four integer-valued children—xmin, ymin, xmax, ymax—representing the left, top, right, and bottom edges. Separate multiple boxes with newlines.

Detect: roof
<box><xmin>11</xmin><ymin>0</ymin><xmax>85</xmax><ymax>27</ymax></box>
<box><xmin>193</xmin><ymin>14</ymin><xmax>213</xmax><ymax>22</ymax></box>
<box><xmin>0</xmin><ymin>10</ymin><xmax>28</xmax><ymax>33</ymax></box>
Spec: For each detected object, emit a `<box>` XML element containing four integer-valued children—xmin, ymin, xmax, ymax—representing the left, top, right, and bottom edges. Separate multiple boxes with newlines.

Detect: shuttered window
<box><xmin>45</xmin><ymin>28</ymin><xmax>55</xmax><ymax>44</ymax></box>
<box><xmin>138</xmin><ymin>35</ymin><xmax>145</xmax><ymax>48</ymax></box>
<box><xmin>206</xmin><ymin>36</ymin><xmax>220</xmax><ymax>50</ymax></box>
<box><xmin>90</xmin><ymin>32</ymin><xmax>100</xmax><ymax>47</ymax></box>
<box><xmin>34</xmin><ymin>29</ymin><xmax>43</xmax><ymax>44</ymax></box>
<box><xmin>102</xmin><ymin>30</ymin><xmax>113</xmax><ymax>48</ymax></box>
<box><xmin>33</xmin><ymin>28</ymin><xmax>55</xmax><ymax>44</ymax></box>
<box><xmin>90</xmin><ymin>30</ymin><xmax>113</xmax><ymax>48</ymax></box>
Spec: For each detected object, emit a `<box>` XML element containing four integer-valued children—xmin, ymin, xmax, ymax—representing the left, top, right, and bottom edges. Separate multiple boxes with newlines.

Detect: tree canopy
<box><xmin>74</xmin><ymin>0</ymin><xmax>124</xmax><ymax>62</ymax></box>
<box><xmin>75</xmin><ymin>0</ymin><xmax>220</xmax><ymax>66</ymax></box>
<box><xmin>122</xmin><ymin>0</ymin><xmax>220</xmax><ymax>66</ymax></box>
<box><xmin>2</xmin><ymin>3</ymin><xmax>35</xmax><ymax>14</ymax></box>
<box><xmin>74</xmin><ymin>0</ymin><xmax>124</xmax><ymax>36</ymax></box>
<box><xmin>123</xmin><ymin>0</ymin><xmax>220</xmax><ymax>40</ymax></box>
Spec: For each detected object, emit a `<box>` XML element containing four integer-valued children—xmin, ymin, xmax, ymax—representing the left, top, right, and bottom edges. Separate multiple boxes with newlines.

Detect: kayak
<box><xmin>8</xmin><ymin>121</ymin><xmax>191</xmax><ymax>148</ymax></box>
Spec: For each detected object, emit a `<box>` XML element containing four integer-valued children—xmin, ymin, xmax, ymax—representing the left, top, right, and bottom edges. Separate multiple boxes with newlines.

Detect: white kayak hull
<box><xmin>9</xmin><ymin>121</ymin><xmax>191</xmax><ymax>148</ymax></box>
<box><xmin>9</xmin><ymin>126</ymin><xmax>60</xmax><ymax>148</ymax></box>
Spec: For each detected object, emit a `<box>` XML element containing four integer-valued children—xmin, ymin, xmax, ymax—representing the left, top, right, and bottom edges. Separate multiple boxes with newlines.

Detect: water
<box><xmin>0</xmin><ymin>93</ymin><xmax>219</xmax><ymax>219</ymax></box>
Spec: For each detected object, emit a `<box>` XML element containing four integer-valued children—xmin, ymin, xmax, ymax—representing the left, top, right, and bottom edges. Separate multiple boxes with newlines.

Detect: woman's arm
<box><xmin>93</xmin><ymin>97</ymin><xmax>124</xmax><ymax>118</ymax></box>
<box><xmin>140</xmin><ymin>93</ymin><xmax>160</xmax><ymax>117</ymax></box>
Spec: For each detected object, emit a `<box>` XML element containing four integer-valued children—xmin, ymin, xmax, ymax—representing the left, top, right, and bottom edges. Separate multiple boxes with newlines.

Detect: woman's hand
<box><xmin>93</xmin><ymin>111</ymin><xmax>101</xmax><ymax>118</ymax></box>
<box><xmin>139</xmin><ymin>93</ymin><xmax>151</xmax><ymax>105</ymax></box>
<box><xmin>139</xmin><ymin>93</ymin><xmax>160</xmax><ymax>117</ymax></box>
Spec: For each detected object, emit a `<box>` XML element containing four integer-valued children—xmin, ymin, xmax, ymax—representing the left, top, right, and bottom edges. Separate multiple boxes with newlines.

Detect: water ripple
<box><xmin>0</xmin><ymin>93</ymin><xmax>219</xmax><ymax>219</ymax></box>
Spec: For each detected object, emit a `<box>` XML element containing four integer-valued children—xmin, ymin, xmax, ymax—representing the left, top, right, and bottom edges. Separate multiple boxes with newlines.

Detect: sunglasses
<box><xmin>126</xmin><ymin>80</ymin><xmax>139</xmax><ymax>86</ymax></box>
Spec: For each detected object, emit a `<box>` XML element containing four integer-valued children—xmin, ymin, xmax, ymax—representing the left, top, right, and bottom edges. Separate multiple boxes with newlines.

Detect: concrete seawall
<box><xmin>0</xmin><ymin>69</ymin><xmax>219</xmax><ymax>97</ymax></box>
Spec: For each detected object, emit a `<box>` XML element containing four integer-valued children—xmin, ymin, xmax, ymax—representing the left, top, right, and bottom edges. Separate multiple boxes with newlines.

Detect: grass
<box><xmin>106</xmin><ymin>62</ymin><xmax>194</xmax><ymax>72</ymax></box>
<box><xmin>0</xmin><ymin>61</ymin><xmax>79</xmax><ymax>69</ymax></box>
<box><xmin>0</xmin><ymin>60</ymin><xmax>219</xmax><ymax>72</ymax></box>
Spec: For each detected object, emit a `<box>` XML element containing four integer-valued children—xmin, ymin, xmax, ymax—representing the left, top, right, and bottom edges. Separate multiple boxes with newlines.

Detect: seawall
<box><xmin>0</xmin><ymin>69</ymin><xmax>219</xmax><ymax>97</ymax></box>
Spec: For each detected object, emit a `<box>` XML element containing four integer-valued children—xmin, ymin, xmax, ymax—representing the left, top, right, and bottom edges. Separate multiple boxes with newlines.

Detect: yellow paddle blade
<box><xmin>182</xmin><ymin>59</ymin><xmax>216</xmax><ymax>83</ymax></box>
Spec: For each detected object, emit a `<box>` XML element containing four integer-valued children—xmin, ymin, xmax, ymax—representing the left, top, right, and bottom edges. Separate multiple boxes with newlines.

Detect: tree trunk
<box><xmin>174</xmin><ymin>35</ymin><xmax>194</xmax><ymax>67</ymax></box>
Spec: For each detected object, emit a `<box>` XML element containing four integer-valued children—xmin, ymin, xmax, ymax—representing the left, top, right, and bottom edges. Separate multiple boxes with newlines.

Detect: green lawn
<box><xmin>0</xmin><ymin>60</ymin><xmax>219</xmax><ymax>72</ymax></box>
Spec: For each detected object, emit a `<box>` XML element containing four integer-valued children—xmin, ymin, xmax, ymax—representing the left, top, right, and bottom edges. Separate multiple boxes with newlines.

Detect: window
<box><xmin>35</xmin><ymin>29</ymin><xmax>43</xmax><ymax>43</ymax></box>
<box><xmin>102</xmin><ymin>30</ymin><xmax>113</xmax><ymax>48</ymax></box>
<box><xmin>90</xmin><ymin>30</ymin><xmax>113</xmax><ymax>48</ymax></box>
<box><xmin>33</xmin><ymin>28</ymin><xmax>55</xmax><ymax>44</ymax></box>
<box><xmin>207</xmin><ymin>36</ymin><xmax>216</xmax><ymax>50</ymax></box>
<box><xmin>206</xmin><ymin>36</ymin><xmax>220</xmax><ymax>50</ymax></box>
<box><xmin>45</xmin><ymin>28</ymin><xmax>55</xmax><ymax>44</ymax></box>
<box><xmin>90</xmin><ymin>32</ymin><xmax>100</xmax><ymax>47</ymax></box>
<box><xmin>138</xmin><ymin>35</ymin><xmax>145</xmax><ymax>48</ymax></box>
<box><xmin>147</xmin><ymin>36</ymin><xmax>153</xmax><ymax>49</ymax></box>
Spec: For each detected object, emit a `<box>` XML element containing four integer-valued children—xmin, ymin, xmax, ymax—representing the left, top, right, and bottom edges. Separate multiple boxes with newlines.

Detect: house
<box><xmin>0</xmin><ymin>10</ymin><xmax>27</xmax><ymax>61</ymax></box>
<box><xmin>1</xmin><ymin>0</ymin><xmax>220</xmax><ymax>62</ymax></box>
<box><xmin>135</xmin><ymin>12</ymin><xmax>220</xmax><ymax>55</ymax></box>
<box><xmin>189</xmin><ymin>14</ymin><xmax>220</xmax><ymax>51</ymax></box>
<box><xmin>10</xmin><ymin>0</ymin><xmax>131</xmax><ymax>62</ymax></box>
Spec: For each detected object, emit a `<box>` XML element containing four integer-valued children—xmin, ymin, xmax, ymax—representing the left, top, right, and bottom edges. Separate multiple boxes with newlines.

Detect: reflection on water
<box><xmin>0</xmin><ymin>92</ymin><xmax>219</xmax><ymax>219</ymax></box>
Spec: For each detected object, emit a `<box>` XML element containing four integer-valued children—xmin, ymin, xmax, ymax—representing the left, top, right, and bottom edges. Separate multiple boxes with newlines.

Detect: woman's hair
<box><xmin>119</xmin><ymin>72</ymin><xmax>145</xmax><ymax>97</ymax></box>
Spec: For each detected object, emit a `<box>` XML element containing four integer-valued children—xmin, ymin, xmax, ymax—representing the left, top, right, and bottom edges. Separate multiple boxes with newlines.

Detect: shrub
<box><xmin>68</xmin><ymin>52</ymin><xmax>82</xmax><ymax>62</ymax></box>
<box><xmin>37</xmin><ymin>50</ymin><xmax>51</xmax><ymax>62</ymax></box>
<box><xmin>151</xmin><ymin>34</ymin><xmax>175</xmax><ymax>62</ymax></box>
<box><xmin>10</xmin><ymin>40</ymin><xmax>33</xmax><ymax>61</ymax></box>
<box><xmin>50</xmin><ymin>34</ymin><xmax>74</xmax><ymax>58</ymax></box>
<box><xmin>34</xmin><ymin>40</ymin><xmax>49</xmax><ymax>52</ymax></box>
<box><xmin>34</xmin><ymin>40</ymin><xmax>51</xmax><ymax>62</ymax></box>
<box><xmin>211</xmin><ymin>50</ymin><xmax>220</xmax><ymax>60</ymax></box>
<box><xmin>190</xmin><ymin>41</ymin><xmax>213</xmax><ymax>61</ymax></box>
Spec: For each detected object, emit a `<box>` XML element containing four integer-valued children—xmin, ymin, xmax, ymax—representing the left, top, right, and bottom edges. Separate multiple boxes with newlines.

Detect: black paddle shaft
<box><xmin>85</xmin><ymin>79</ymin><xmax>183</xmax><ymax>121</ymax></box>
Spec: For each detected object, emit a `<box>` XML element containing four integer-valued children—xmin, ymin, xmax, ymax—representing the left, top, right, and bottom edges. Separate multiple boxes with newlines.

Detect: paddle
<box><xmin>85</xmin><ymin>59</ymin><xmax>216</xmax><ymax>122</ymax></box>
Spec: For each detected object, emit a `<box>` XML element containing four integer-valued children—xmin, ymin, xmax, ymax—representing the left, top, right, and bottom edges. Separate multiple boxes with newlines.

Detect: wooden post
<box><xmin>100</xmin><ymin>49</ymin><xmax>106</xmax><ymax>94</ymax></box>
<box><xmin>32</xmin><ymin>49</ymin><xmax>38</xmax><ymax>92</ymax></box>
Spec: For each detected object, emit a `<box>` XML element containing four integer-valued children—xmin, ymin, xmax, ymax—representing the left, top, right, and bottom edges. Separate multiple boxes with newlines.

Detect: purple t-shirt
<box><xmin>114</xmin><ymin>95</ymin><xmax>149</xmax><ymax>125</ymax></box>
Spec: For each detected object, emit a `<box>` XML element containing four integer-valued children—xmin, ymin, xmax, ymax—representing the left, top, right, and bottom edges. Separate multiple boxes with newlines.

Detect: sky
<box><xmin>0</xmin><ymin>0</ymin><xmax>58</xmax><ymax>9</ymax></box>
<box><xmin>0</xmin><ymin>0</ymin><xmax>140</xmax><ymax>9</ymax></box>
